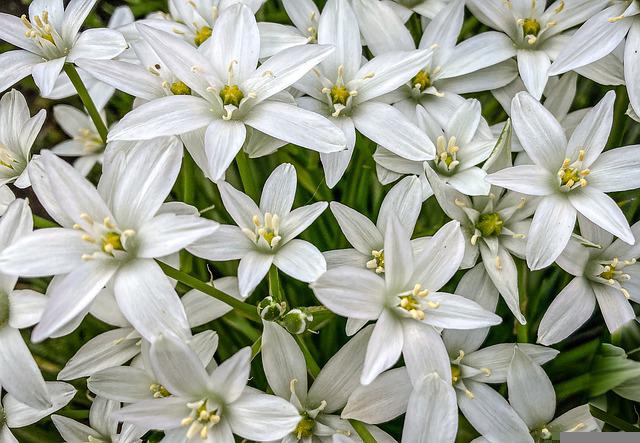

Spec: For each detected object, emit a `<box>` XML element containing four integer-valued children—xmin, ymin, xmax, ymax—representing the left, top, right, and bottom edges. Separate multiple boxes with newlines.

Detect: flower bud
<box><xmin>281</xmin><ymin>309</ymin><xmax>313</xmax><ymax>335</ymax></box>
<box><xmin>257</xmin><ymin>296</ymin><xmax>286</xmax><ymax>321</ymax></box>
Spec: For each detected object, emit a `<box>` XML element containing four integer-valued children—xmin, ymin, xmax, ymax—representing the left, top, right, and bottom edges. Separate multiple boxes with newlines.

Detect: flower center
<box><xmin>294</xmin><ymin>416</ymin><xmax>316</xmax><ymax>439</ymax></box>
<box><xmin>435</xmin><ymin>135</ymin><xmax>459</xmax><ymax>173</ymax></box>
<box><xmin>170</xmin><ymin>81</ymin><xmax>192</xmax><ymax>96</ymax></box>
<box><xmin>594</xmin><ymin>257</ymin><xmax>636</xmax><ymax>299</ymax></box>
<box><xmin>451</xmin><ymin>364</ymin><xmax>461</xmax><ymax>384</ymax></box>
<box><xmin>74</xmin><ymin>129</ymin><xmax>104</xmax><ymax>154</ymax></box>
<box><xmin>149</xmin><ymin>383</ymin><xmax>171</xmax><ymax>398</ymax></box>
<box><xmin>521</xmin><ymin>18</ymin><xmax>541</xmax><ymax>37</ymax></box>
<box><xmin>242</xmin><ymin>213</ymin><xmax>282</xmax><ymax>249</ymax></box>
<box><xmin>181</xmin><ymin>400</ymin><xmax>221</xmax><ymax>440</ymax></box>
<box><xmin>0</xmin><ymin>292</ymin><xmax>9</xmax><ymax>328</ymax></box>
<box><xmin>398</xmin><ymin>284</ymin><xmax>438</xmax><ymax>320</ymax></box>
<box><xmin>77</xmin><ymin>214</ymin><xmax>135</xmax><ymax>261</ymax></box>
<box><xmin>219</xmin><ymin>84</ymin><xmax>244</xmax><ymax>107</ymax></box>
<box><xmin>557</xmin><ymin>150</ymin><xmax>590</xmax><ymax>192</ymax></box>
<box><xmin>194</xmin><ymin>26</ymin><xmax>212</xmax><ymax>46</ymax></box>
<box><xmin>411</xmin><ymin>70</ymin><xmax>432</xmax><ymax>92</ymax></box>
<box><xmin>477</xmin><ymin>212</ymin><xmax>504</xmax><ymax>237</ymax></box>
<box><xmin>0</xmin><ymin>143</ymin><xmax>16</xmax><ymax>170</ymax></box>
<box><xmin>366</xmin><ymin>250</ymin><xmax>385</xmax><ymax>274</ymax></box>
<box><xmin>330</xmin><ymin>85</ymin><xmax>350</xmax><ymax>106</ymax></box>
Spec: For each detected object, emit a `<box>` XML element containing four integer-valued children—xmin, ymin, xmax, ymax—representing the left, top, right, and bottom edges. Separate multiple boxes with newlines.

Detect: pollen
<box><xmin>411</xmin><ymin>69</ymin><xmax>432</xmax><ymax>92</ymax></box>
<box><xmin>170</xmin><ymin>81</ymin><xmax>192</xmax><ymax>95</ymax></box>
<box><xmin>194</xmin><ymin>26</ymin><xmax>212</xmax><ymax>46</ymax></box>
<box><xmin>149</xmin><ymin>383</ymin><xmax>171</xmax><ymax>398</ymax></box>
<box><xmin>219</xmin><ymin>84</ymin><xmax>244</xmax><ymax>107</ymax></box>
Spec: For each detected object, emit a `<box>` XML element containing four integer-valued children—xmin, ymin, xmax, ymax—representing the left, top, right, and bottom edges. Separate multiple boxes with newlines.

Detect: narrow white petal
<box><xmin>569</xmin><ymin>187</ymin><xmax>634</xmax><ymax>244</ymax></box>
<box><xmin>260</xmin><ymin>163</ymin><xmax>296</xmax><ymax>217</ymax></box>
<box><xmin>237</xmin><ymin>250</ymin><xmax>273</xmax><ymax>298</ymax></box>
<box><xmin>361</xmin><ymin>310</ymin><xmax>403</xmax><ymax>385</ymax></box>
<box><xmin>227</xmin><ymin>393</ymin><xmax>300</xmax><ymax>441</ymax></box>
<box><xmin>205</xmin><ymin>119</ymin><xmax>247</xmax><ymax>181</ymax></box>
<box><xmin>67</xmin><ymin>29</ymin><xmax>126</xmax><ymax>62</ymax></box>
<box><xmin>329</xmin><ymin>201</ymin><xmax>382</xmax><ymax>254</ymax></box>
<box><xmin>588</xmin><ymin>145</ymin><xmax>640</xmax><ymax>192</ymax></box>
<box><xmin>592</xmin><ymin>283</ymin><xmax>636</xmax><ymax>333</ymax></box>
<box><xmin>274</xmin><ymin>239</ymin><xmax>326</xmax><ymax>283</ymax></box>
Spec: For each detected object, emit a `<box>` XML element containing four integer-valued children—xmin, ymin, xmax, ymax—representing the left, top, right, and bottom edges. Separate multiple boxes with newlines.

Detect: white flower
<box><xmin>0</xmin><ymin>89</ymin><xmax>46</xmax><ymax>188</ymax></box>
<box><xmin>51</xmin><ymin>104</ymin><xmax>107</xmax><ymax>176</ymax></box>
<box><xmin>466</xmin><ymin>0</ymin><xmax>608</xmax><ymax>99</ymax></box>
<box><xmin>0</xmin><ymin>0</ymin><xmax>127</xmax><ymax>96</ymax></box>
<box><xmin>0</xmin><ymin>139</ymin><xmax>218</xmax><ymax>342</ymax></box>
<box><xmin>486</xmin><ymin>91</ymin><xmax>639</xmax><ymax>270</ymax></box>
<box><xmin>0</xmin><ymin>200</ymin><xmax>51</xmax><ymax>410</ymax></box>
<box><xmin>141</xmin><ymin>0</ymin><xmax>265</xmax><ymax>48</ymax></box>
<box><xmin>342</xmin><ymin>264</ymin><xmax>557</xmax><ymax>442</ymax></box>
<box><xmin>387</xmin><ymin>0</ymin><xmax>454</xmax><ymax>21</ymax></box>
<box><xmin>258</xmin><ymin>0</ymin><xmax>319</xmax><ymax>58</ymax></box>
<box><xmin>538</xmin><ymin>217</ymin><xmax>640</xmax><ymax>345</ymax></box>
<box><xmin>353</xmin><ymin>0</ymin><xmax>517</xmax><ymax>127</ymax></box>
<box><xmin>1</xmin><ymin>382</ymin><xmax>76</xmax><ymax>443</ymax></box>
<box><xmin>108</xmin><ymin>4</ymin><xmax>345</xmax><ymax>180</ymax></box>
<box><xmin>52</xmin><ymin>396</ymin><xmax>145</xmax><ymax>443</ymax></box>
<box><xmin>549</xmin><ymin>0</ymin><xmax>640</xmax><ymax>116</ymax></box>
<box><xmin>294</xmin><ymin>0</ymin><xmax>435</xmax><ymax>187</ymax></box>
<box><xmin>261</xmin><ymin>321</ymin><xmax>395</xmax><ymax>442</ymax></box>
<box><xmin>506</xmin><ymin>346</ymin><xmax>600</xmax><ymax>440</ymax></box>
<box><xmin>312</xmin><ymin>218</ymin><xmax>502</xmax><ymax>384</ymax></box>
<box><xmin>114</xmin><ymin>337</ymin><xmax>300</xmax><ymax>442</ymax></box>
<box><xmin>188</xmin><ymin>163</ymin><xmax>327</xmax><ymax>297</ymax></box>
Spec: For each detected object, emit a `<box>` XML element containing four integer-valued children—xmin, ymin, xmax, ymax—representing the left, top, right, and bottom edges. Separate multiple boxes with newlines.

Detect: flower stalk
<box><xmin>63</xmin><ymin>64</ymin><xmax>109</xmax><ymax>143</ymax></box>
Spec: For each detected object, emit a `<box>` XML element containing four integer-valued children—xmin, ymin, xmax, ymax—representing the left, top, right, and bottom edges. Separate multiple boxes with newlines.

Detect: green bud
<box><xmin>257</xmin><ymin>296</ymin><xmax>286</xmax><ymax>321</ymax></box>
<box><xmin>281</xmin><ymin>309</ymin><xmax>313</xmax><ymax>335</ymax></box>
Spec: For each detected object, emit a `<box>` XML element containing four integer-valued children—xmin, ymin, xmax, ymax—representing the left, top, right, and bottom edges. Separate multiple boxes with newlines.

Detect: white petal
<box><xmin>403</xmin><ymin>373</ymin><xmax>457</xmax><ymax>443</ymax></box>
<box><xmin>511</xmin><ymin>92</ymin><xmax>566</xmax><ymax>171</ymax></box>
<box><xmin>317</xmin><ymin>0</ymin><xmax>362</xmax><ymax>80</ymax></box>
<box><xmin>0</xmin><ymin>50</ymin><xmax>40</xmax><ymax>95</ymax></box>
<box><xmin>479</xmin><ymin>244</ymin><xmax>524</xmax><ymax>324</ymax></box>
<box><xmin>329</xmin><ymin>202</ymin><xmax>382</xmax><ymax>254</ymax></box>
<box><xmin>351</xmin><ymin>0</ymin><xmax>415</xmax><ymax>55</ymax></box>
<box><xmin>227</xmin><ymin>393</ymin><xmax>300</xmax><ymax>441</ymax></box>
<box><xmin>113</xmin><ymin>397</ymin><xmax>190</xmax><ymax>430</ymax></box>
<box><xmin>217</xmin><ymin>180</ymin><xmax>260</xmax><ymax>230</ymax></box>
<box><xmin>592</xmin><ymin>283</ymin><xmax>635</xmax><ymax>333</ymax></box>
<box><xmin>439</xmin><ymin>32</ymin><xmax>516</xmax><ymax>78</ymax></box>
<box><xmin>626</xmin><ymin>20</ymin><xmax>640</xmax><ymax>117</ymax></box>
<box><xmin>245</xmin><ymin>101</ymin><xmax>345</xmax><ymax>154</ymax></box>
<box><xmin>376</xmin><ymin>175</ymin><xmax>423</xmax><ymax>238</ymax></box>
<box><xmin>8</xmin><ymin>289</ymin><xmax>47</xmax><ymax>329</ymax></box>
<box><xmin>87</xmin><ymin>366</ymin><xmax>155</xmax><ymax>403</ymax></box>
<box><xmin>566</xmin><ymin>90</ymin><xmax>615</xmax><ymax>166</ymax></box>
<box><xmin>208</xmin><ymin>347</ymin><xmax>251</xmax><ymax>403</ymax></box>
<box><xmin>308</xmin><ymin>325</ymin><xmax>374</xmax><ymax>413</ymax></box>
<box><xmin>0</xmin><ymin>327</ymin><xmax>50</xmax><ymax>410</ymax></box>
<box><xmin>52</xmin><ymin>415</ymin><xmax>100</xmax><ymax>442</ymax></box>
<box><xmin>517</xmin><ymin>50</ymin><xmax>550</xmax><ymax>100</ymax></box>
<box><xmin>411</xmin><ymin>220</ymin><xmax>464</xmax><ymax>291</ymax></box>
<box><xmin>568</xmin><ymin>187</ymin><xmax>634</xmax><ymax>244</ymax></box>
<box><xmin>588</xmin><ymin>144</ymin><xmax>640</xmax><ymax>192</ymax></box>
<box><xmin>341</xmin><ymin>367</ymin><xmax>410</xmax><ymax>423</ymax></box>
<box><xmin>107</xmin><ymin>96</ymin><xmax>212</xmax><ymax>141</ymax></box>
<box><xmin>62</xmin><ymin>0</ymin><xmax>98</xmax><ymax>41</ymax></box>
<box><xmin>150</xmin><ymin>334</ymin><xmax>209</xmax><ymax>398</ymax></box>
<box><xmin>537</xmin><ymin>277</ymin><xmax>596</xmax><ymax>345</ymax></box>
<box><xmin>76</xmin><ymin>58</ymin><xmax>164</xmax><ymax>100</ymax></box>
<box><xmin>113</xmin><ymin>259</ymin><xmax>190</xmax><ymax>342</ymax></box>
<box><xmin>260</xmin><ymin>163</ymin><xmax>296</xmax><ymax>217</ymax></box>
<box><xmin>274</xmin><ymin>239</ymin><xmax>326</xmax><ymax>283</ymax></box>
<box><xmin>526</xmin><ymin>194</ymin><xmax>577</xmax><ymax>270</ymax></box>
<box><xmin>402</xmin><ymin>321</ymin><xmax>451</xmax><ymax>384</ymax></box>
<box><xmin>457</xmin><ymin>380</ymin><xmax>533</xmax><ymax>443</ymax></box>
<box><xmin>67</xmin><ymin>29</ymin><xmax>126</xmax><ymax>62</ymax></box>
<box><xmin>352</xmin><ymin>101</ymin><xmax>434</xmax><ymax>161</ymax></box>
<box><xmin>361</xmin><ymin>310</ymin><xmax>403</xmax><ymax>385</ymax></box>
<box><xmin>425</xmin><ymin>292</ymin><xmax>502</xmax><ymax>330</ymax></box>
<box><xmin>4</xmin><ymin>381</ymin><xmax>75</xmax><ymax>428</ymax></box>
<box><xmin>32</xmin><ymin>58</ymin><xmax>66</xmax><ymax>97</ymax></box>
<box><xmin>237</xmin><ymin>250</ymin><xmax>273</xmax><ymax>298</ymax></box>
<box><xmin>507</xmin><ymin>346</ymin><xmax>556</xmax><ymax>430</ymax></box>
<box><xmin>261</xmin><ymin>320</ymin><xmax>308</xmax><ymax>401</ymax></box>
<box><xmin>205</xmin><ymin>119</ymin><xmax>247</xmax><ymax>181</ymax></box>
<box><xmin>310</xmin><ymin>266</ymin><xmax>386</xmax><ymax>319</ymax></box>
<box><xmin>280</xmin><ymin>201</ymin><xmax>328</xmax><ymax>243</ymax></box>
<box><xmin>187</xmin><ymin>225</ymin><xmax>254</xmax><ymax>261</ymax></box>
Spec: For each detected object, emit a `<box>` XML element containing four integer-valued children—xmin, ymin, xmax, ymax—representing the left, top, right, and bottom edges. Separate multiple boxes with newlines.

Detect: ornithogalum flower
<box><xmin>108</xmin><ymin>4</ymin><xmax>346</xmax><ymax>180</ymax></box>
<box><xmin>0</xmin><ymin>0</ymin><xmax>126</xmax><ymax>96</ymax></box>
<box><xmin>261</xmin><ymin>321</ymin><xmax>395</xmax><ymax>442</ymax></box>
<box><xmin>258</xmin><ymin>0</ymin><xmax>319</xmax><ymax>58</ymax></box>
<box><xmin>466</xmin><ymin>0</ymin><xmax>608</xmax><ymax>99</ymax></box>
<box><xmin>487</xmin><ymin>91</ymin><xmax>639</xmax><ymax>270</ymax></box>
<box><xmin>188</xmin><ymin>163</ymin><xmax>327</xmax><ymax>297</ymax></box>
<box><xmin>114</xmin><ymin>337</ymin><xmax>300</xmax><ymax>442</ymax></box>
<box><xmin>312</xmin><ymin>218</ymin><xmax>501</xmax><ymax>384</ymax></box>
<box><xmin>294</xmin><ymin>0</ymin><xmax>435</xmax><ymax>187</ymax></box>
<box><xmin>0</xmin><ymin>140</ymin><xmax>218</xmax><ymax>343</ymax></box>
<box><xmin>538</xmin><ymin>217</ymin><xmax>640</xmax><ymax>345</ymax></box>
<box><xmin>0</xmin><ymin>89</ymin><xmax>46</xmax><ymax>188</ymax></box>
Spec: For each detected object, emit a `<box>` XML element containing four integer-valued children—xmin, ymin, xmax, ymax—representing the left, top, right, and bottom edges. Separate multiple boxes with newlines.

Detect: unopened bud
<box><xmin>281</xmin><ymin>309</ymin><xmax>313</xmax><ymax>335</ymax></box>
<box><xmin>257</xmin><ymin>296</ymin><xmax>286</xmax><ymax>321</ymax></box>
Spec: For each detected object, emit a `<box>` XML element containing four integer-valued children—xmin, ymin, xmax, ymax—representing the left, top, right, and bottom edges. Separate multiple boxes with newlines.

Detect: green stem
<box><xmin>268</xmin><ymin>265</ymin><xmax>284</xmax><ymax>303</ymax></box>
<box><xmin>349</xmin><ymin>419</ymin><xmax>377</xmax><ymax>443</ymax></box>
<box><xmin>181</xmin><ymin>152</ymin><xmax>195</xmax><ymax>205</ymax></box>
<box><xmin>589</xmin><ymin>405</ymin><xmax>640</xmax><ymax>432</ymax></box>
<box><xmin>555</xmin><ymin>373</ymin><xmax>591</xmax><ymax>400</ymax></box>
<box><xmin>250</xmin><ymin>335</ymin><xmax>262</xmax><ymax>360</ymax></box>
<box><xmin>610</xmin><ymin>85</ymin><xmax>629</xmax><ymax>148</ymax></box>
<box><xmin>294</xmin><ymin>335</ymin><xmax>321</xmax><ymax>378</ymax></box>
<box><xmin>235</xmin><ymin>150</ymin><xmax>259</xmax><ymax>201</ymax></box>
<box><xmin>156</xmin><ymin>261</ymin><xmax>260</xmax><ymax>322</ymax></box>
<box><xmin>516</xmin><ymin>259</ymin><xmax>528</xmax><ymax>343</ymax></box>
<box><xmin>63</xmin><ymin>64</ymin><xmax>109</xmax><ymax>143</ymax></box>
<box><xmin>33</xmin><ymin>215</ymin><xmax>57</xmax><ymax>228</ymax></box>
